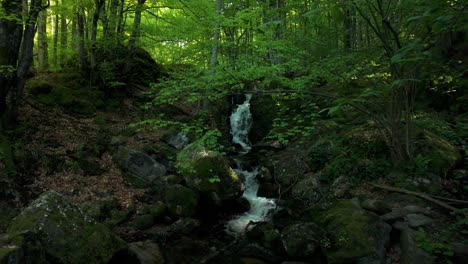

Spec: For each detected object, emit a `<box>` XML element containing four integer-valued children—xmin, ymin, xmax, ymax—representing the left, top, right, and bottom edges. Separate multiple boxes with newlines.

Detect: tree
<box><xmin>0</xmin><ymin>0</ymin><xmax>49</xmax><ymax>128</ymax></box>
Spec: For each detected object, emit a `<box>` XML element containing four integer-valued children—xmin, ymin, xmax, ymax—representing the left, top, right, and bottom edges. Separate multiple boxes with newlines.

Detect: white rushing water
<box><xmin>226</xmin><ymin>94</ymin><xmax>277</xmax><ymax>235</ymax></box>
<box><xmin>230</xmin><ymin>94</ymin><xmax>253</xmax><ymax>154</ymax></box>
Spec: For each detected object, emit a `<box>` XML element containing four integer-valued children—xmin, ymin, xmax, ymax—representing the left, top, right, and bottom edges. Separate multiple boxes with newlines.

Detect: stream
<box><xmin>225</xmin><ymin>94</ymin><xmax>277</xmax><ymax>236</ymax></box>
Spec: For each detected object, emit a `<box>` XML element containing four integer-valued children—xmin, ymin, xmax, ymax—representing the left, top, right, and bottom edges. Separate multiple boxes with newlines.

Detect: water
<box><xmin>230</xmin><ymin>94</ymin><xmax>253</xmax><ymax>154</ymax></box>
<box><xmin>226</xmin><ymin>94</ymin><xmax>277</xmax><ymax>235</ymax></box>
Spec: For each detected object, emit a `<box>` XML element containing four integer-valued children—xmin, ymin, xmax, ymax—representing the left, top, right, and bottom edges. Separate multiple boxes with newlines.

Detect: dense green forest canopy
<box><xmin>1</xmin><ymin>1</ymin><xmax>468</xmax><ymax>263</ymax></box>
<box><xmin>1</xmin><ymin>0</ymin><xmax>467</xmax><ymax>166</ymax></box>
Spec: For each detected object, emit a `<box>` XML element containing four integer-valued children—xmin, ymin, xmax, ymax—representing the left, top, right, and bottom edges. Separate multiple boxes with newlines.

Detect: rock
<box><xmin>116</xmin><ymin>148</ymin><xmax>167</xmax><ymax>185</ymax></box>
<box><xmin>169</xmin><ymin>218</ymin><xmax>201</xmax><ymax>236</ymax></box>
<box><xmin>246</xmin><ymin>222</ymin><xmax>282</xmax><ymax>251</ymax></box>
<box><xmin>400</xmin><ymin>228</ymin><xmax>434</xmax><ymax>264</ymax></box>
<box><xmin>236</xmin><ymin>243</ymin><xmax>283</xmax><ymax>264</ymax></box>
<box><xmin>291</xmin><ymin>174</ymin><xmax>324</xmax><ymax>206</ymax></box>
<box><xmin>168</xmin><ymin>131</ymin><xmax>189</xmax><ymax>149</ymax></box>
<box><xmin>110</xmin><ymin>136</ymin><xmax>127</xmax><ymax>147</ymax></box>
<box><xmin>256</xmin><ymin>166</ymin><xmax>273</xmax><ymax>183</ymax></box>
<box><xmin>177</xmin><ymin>144</ymin><xmax>242</xmax><ymax>202</ymax></box>
<box><xmin>392</xmin><ymin>221</ymin><xmax>409</xmax><ymax>231</ymax></box>
<box><xmin>281</xmin><ymin>223</ymin><xmax>322</xmax><ymax>258</ymax></box>
<box><xmin>381</xmin><ymin>205</ymin><xmax>431</xmax><ymax>223</ymax></box>
<box><xmin>133</xmin><ymin>214</ymin><xmax>155</xmax><ymax>230</ymax></box>
<box><xmin>361</xmin><ymin>199</ymin><xmax>392</xmax><ymax>215</ymax></box>
<box><xmin>249</xmin><ymin>95</ymin><xmax>278</xmax><ymax>143</ymax></box>
<box><xmin>6</xmin><ymin>191</ymin><xmax>126</xmax><ymax>264</ymax></box>
<box><xmin>150</xmin><ymin>201</ymin><xmax>167</xmax><ymax>220</ymax></box>
<box><xmin>257</xmin><ymin>183</ymin><xmax>279</xmax><ymax>198</ymax></box>
<box><xmin>315</xmin><ymin>200</ymin><xmax>391</xmax><ymax>264</ymax></box>
<box><xmin>165</xmin><ymin>185</ymin><xmax>199</xmax><ymax>217</ymax></box>
<box><xmin>164</xmin><ymin>237</ymin><xmax>209</xmax><ymax>264</ymax></box>
<box><xmin>128</xmin><ymin>240</ymin><xmax>164</xmax><ymax>264</ymax></box>
<box><xmin>330</xmin><ymin>175</ymin><xmax>351</xmax><ymax>198</ymax></box>
<box><xmin>406</xmin><ymin>214</ymin><xmax>432</xmax><ymax>228</ymax></box>
<box><xmin>274</xmin><ymin>155</ymin><xmax>307</xmax><ymax>187</ymax></box>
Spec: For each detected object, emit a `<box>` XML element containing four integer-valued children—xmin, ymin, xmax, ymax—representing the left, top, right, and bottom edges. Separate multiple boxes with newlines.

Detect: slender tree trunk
<box><xmin>210</xmin><ymin>0</ymin><xmax>222</xmax><ymax>68</ymax></box>
<box><xmin>106</xmin><ymin>0</ymin><xmax>119</xmax><ymax>40</ymax></box>
<box><xmin>37</xmin><ymin>10</ymin><xmax>49</xmax><ymax>72</ymax></box>
<box><xmin>71</xmin><ymin>20</ymin><xmax>79</xmax><ymax>51</ymax></box>
<box><xmin>77</xmin><ymin>3</ymin><xmax>88</xmax><ymax>77</ymax></box>
<box><xmin>59</xmin><ymin>0</ymin><xmax>68</xmax><ymax>66</ymax></box>
<box><xmin>127</xmin><ymin>0</ymin><xmax>146</xmax><ymax>53</ymax></box>
<box><xmin>90</xmin><ymin>0</ymin><xmax>105</xmax><ymax>72</ymax></box>
<box><xmin>116</xmin><ymin>0</ymin><xmax>125</xmax><ymax>41</ymax></box>
<box><xmin>52</xmin><ymin>1</ymin><xmax>59</xmax><ymax>68</ymax></box>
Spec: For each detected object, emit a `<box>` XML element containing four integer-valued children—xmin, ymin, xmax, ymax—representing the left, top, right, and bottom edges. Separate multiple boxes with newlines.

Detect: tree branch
<box><xmin>369</xmin><ymin>183</ymin><xmax>459</xmax><ymax>212</ymax></box>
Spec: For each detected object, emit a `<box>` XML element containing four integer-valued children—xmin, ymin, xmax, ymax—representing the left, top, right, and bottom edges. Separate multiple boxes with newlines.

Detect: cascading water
<box><xmin>226</xmin><ymin>94</ymin><xmax>277</xmax><ymax>235</ymax></box>
<box><xmin>230</xmin><ymin>94</ymin><xmax>253</xmax><ymax>154</ymax></box>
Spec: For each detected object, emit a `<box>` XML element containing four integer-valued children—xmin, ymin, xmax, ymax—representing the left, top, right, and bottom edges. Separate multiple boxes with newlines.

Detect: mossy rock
<box><xmin>0</xmin><ymin>205</ymin><xmax>18</xmax><ymax>233</ymax></box>
<box><xmin>34</xmin><ymin>85</ymin><xmax>104</xmax><ymax>117</ymax></box>
<box><xmin>177</xmin><ymin>144</ymin><xmax>242</xmax><ymax>202</ymax></box>
<box><xmin>132</xmin><ymin>214</ymin><xmax>154</xmax><ymax>230</ymax></box>
<box><xmin>165</xmin><ymin>184</ymin><xmax>198</xmax><ymax>217</ymax></box>
<box><xmin>423</xmin><ymin>132</ymin><xmax>461</xmax><ymax>176</ymax></box>
<box><xmin>314</xmin><ymin>199</ymin><xmax>391</xmax><ymax>263</ymax></box>
<box><xmin>27</xmin><ymin>80</ymin><xmax>54</xmax><ymax>95</ymax></box>
<box><xmin>150</xmin><ymin>201</ymin><xmax>167</xmax><ymax>220</ymax></box>
<box><xmin>7</xmin><ymin>191</ymin><xmax>126</xmax><ymax>264</ymax></box>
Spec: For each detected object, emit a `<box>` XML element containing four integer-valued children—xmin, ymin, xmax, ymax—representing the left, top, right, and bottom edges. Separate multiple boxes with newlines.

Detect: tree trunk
<box><xmin>106</xmin><ymin>0</ymin><xmax>120</xmax><ymax>40</ymax></box>
<box><xmin>59</xmin><ymin>0</ymin><xmax>68</xmax><ymax>66</ymax></box>
<box><xmin>90</xmin><ymin>0</ymin><xmax>105</xmax><ymax>72</ymax></box>
<box><xmin>127</xmin><ymin>0</ymin><xmax>146</xmax><ymax>53</ymax></box>
<box><xmin>126</xmin><ymin>0</ymin><xmax>146</xmax><ymax>70</ymax></box>
<box><xmin>71</xmin><ymin>19</ymin><xmax>78</xmax><ymax>51</ymax></box>
<box><xmin>77</xmin><ymin>3</ymin><xmax>88</xmax><ymax>77</ymax></box>
<box><xmin>0</xmin><ymin>0</ymin><xmax>23</xmax><ymax>127</ymax></box>
<box><xmin>210</xmin><ymin>0</ymin><xmax>222</xmax><ymax>68</ymax></box>
<box><xmin>37</xmin><ymin>10</ymin><xmax>49</xmax><ymax>72</ymax></box>
<box><xmin>52</xmin><ymin>1</ymin><xmax>59</xmax><ymax>68</ymax></box>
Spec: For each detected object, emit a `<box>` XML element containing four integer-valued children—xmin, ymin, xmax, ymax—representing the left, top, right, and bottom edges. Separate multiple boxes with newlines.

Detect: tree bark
<box><xmin>37</xmin><ymin>10</ymin><xmax>49</xmax><ymax>72</ymax></box>
<box><xmin>126</xmin><ymin>0</ymin><xmax>146</xmax><ymax>70</ymax></box>
<box><xmin>59</xmin><ymin>0</ymin><xmax>68</xmax><ymax>66</ymax></box>
<box><xmin>77</xmin><ymin>2</ymin><xmax>88</xmax><ymax>77</ymax></box>
<box><xmin>210</xmin><ymin>0</ymin><xmax>223</xmax><ymax>68</ymax></box>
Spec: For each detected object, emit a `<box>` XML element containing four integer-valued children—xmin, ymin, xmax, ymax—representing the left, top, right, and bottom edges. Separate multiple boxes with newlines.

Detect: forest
<box><xmin>0</xmin><ymin>0</ymin><xmax>467</xmax><ymax>263</ymax></box>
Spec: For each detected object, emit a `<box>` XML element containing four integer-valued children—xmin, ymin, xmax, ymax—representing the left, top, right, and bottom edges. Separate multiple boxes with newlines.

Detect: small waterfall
<box><xmin>226</xmin><ymin>94</ymin><xmax>276</xmax><ymax>235</ymax></box>
<box><xmin>230</xmin><ymin>94</ymin><xmax>253</xmax><ymax>153</ymax></box>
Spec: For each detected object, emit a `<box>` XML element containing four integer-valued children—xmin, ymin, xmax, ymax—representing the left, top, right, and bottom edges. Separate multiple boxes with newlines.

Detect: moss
<box><xmin>316</xmin><ymin>200</ymin><xmax>381</xmax><ymax>263</ymax></box>
<box><xmin>165</xmin><ymin>185</ymin><xmax>198</xmax><ymax>217</ymax></box>
<box><xmin>0</xmin><ymin>206</ymin><xmax>18</xmax><ymax>233</ymax></box>
<box><xmin>178</xmin><ymin>144</ymin><xmax>241</xmax><ymax>201</ymax></box>
<box><xmin>34</xmin><ymin>85</ymin><xmax>104</xmax><ymax>117</ymax></box>
<box><xmin>132</xmin><ymin>214</ymin><xmax>154</xmax><ymax>230</ymax></box>
<box><xmin>28</xmin><ymin>80</ymin><xmax>54</xmax><ymax>95</ymax></box>
<box><xmin>424</xmin><ymin>132</ymin><xmax>461</xmax><ymax>176</ymax></box>
<box><xmin>7</xmin><ymin>191</ymin><xmax>126</xmax><ymax>264</ymax></box>
<box><xmin>150</xmin><ymin>201</ymin><xmax>167</xmax><ymax>220</ymax></box>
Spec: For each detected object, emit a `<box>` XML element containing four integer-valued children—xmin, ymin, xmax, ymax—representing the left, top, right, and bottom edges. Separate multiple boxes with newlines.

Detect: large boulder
<box><xmin>116</xmin><ymin>147</ymin><xmax>167</xmax><ymax>186</ymax></box>
<box><xmin>281</xmin><ymin>223</ymin><xmax>322</xmax><ymax>259</ymax></box>
<box><xmin>177</xmin><ymin>144</ymin><xmax>242</xmax><ymax>203</ymax></box>
<box><xmin>165</xmin><ymin>184</ymin><xmax>199</xmax><ymax>217</ymax></box>
<box><xmin>5</xmin><ymin>191</ymin><xmax>126</xmax><ymax>264</ymax></box>
<box><xmin>314</xmin><ymin>200</ymin><xmax>391</xmax><ymax>264</ymax></box>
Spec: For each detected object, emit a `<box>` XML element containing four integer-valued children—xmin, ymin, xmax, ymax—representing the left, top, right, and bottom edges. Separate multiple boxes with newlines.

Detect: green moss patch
<box><xmin>7</xmin><ymin>191</ymin><xmax>126</xmax><ymax>264</ymax></box>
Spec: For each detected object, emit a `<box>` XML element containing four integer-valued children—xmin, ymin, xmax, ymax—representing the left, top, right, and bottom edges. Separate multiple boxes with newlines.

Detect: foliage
<box><xmin>416</xmin><ymin>228</ymin><xmax>454</xmax><ymax>258</ymax></box>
